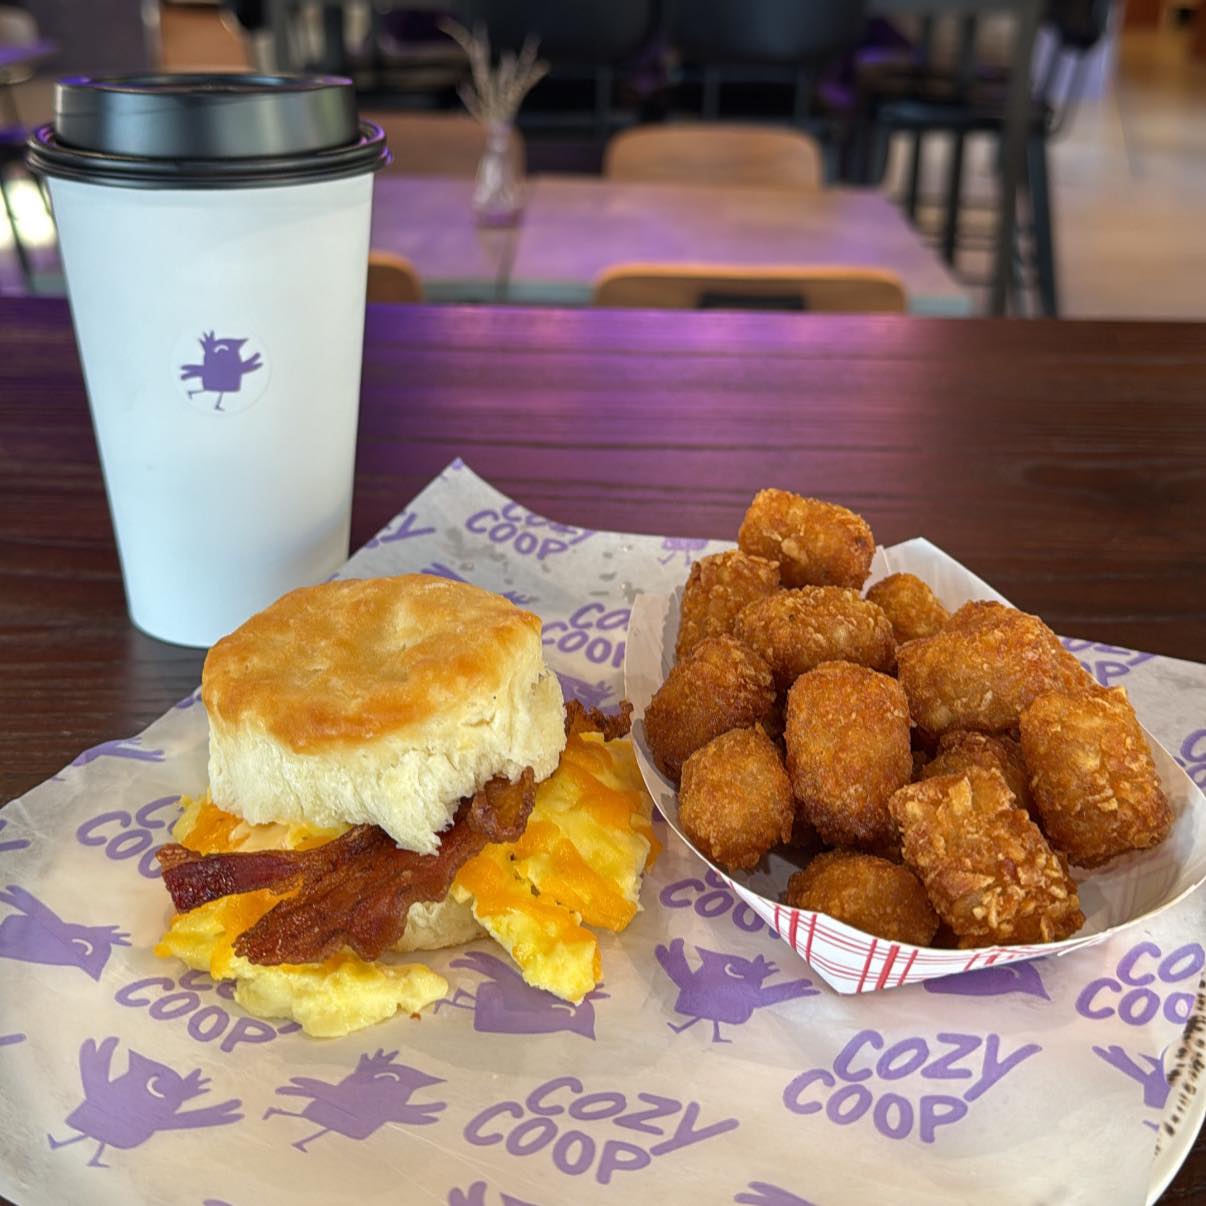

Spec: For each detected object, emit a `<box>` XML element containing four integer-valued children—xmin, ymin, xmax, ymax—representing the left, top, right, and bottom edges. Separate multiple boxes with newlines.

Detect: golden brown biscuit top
<box><xmin>202</xmin><ymin>575</ymin><xmax>544</xmax><ymax>753</ymax></box>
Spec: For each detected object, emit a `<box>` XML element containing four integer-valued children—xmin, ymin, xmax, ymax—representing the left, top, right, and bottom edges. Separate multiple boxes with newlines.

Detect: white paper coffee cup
<box><xmin>29</xmin><ymin>74</ymin><xmax>389</xmax><ymax>646</ymax></box>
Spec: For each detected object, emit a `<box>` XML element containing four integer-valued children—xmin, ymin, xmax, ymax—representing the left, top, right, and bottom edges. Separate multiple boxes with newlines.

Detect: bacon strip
<box><xmin>564</xmin><ymin>699</ymin><xmax>633</xmax><ymax>742</ymax></box>
<box><xmin>156</xmin><ymin>769</ymin><xmax>535</xmax><ymax>965</ymax></box>
<box><xmin>156</xmin><ymin>832</ymin><xmax>373</xmax><ymax>913</ymax></box>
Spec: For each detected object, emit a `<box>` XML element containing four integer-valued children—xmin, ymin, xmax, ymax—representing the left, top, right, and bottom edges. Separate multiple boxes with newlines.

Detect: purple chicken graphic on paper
<box><xmin>0</xmin><ymin>885</ymin><xmax>130</xmax><ymax>980</ymax></box>
<box><xmin>421</xmin><ymin>561</ymin><xmax>535</xmax><ymax>608</ymax></box>
<box><xmin>264</xmin><ymin>1049</ymin><xmax>446</xmax><ymax>1150</ymax></box>
<box><xmin>70</xmin><ymin>736</ymin><xmax>165</xmax><ymax>768</ymax></box>
<box><xmin>556</xmin><ymin>672</ymin><xmax>615</xmax><ymax>712</ymax></box>
<box><xmin>449</xmin><ymin>1183</ymin><xmax>541</xmax><ymax>1206</ymax></box>
<box><xmin>659</xmin><ymin>537</ymin><xmax>709</xmax><ymax>566</ymax></box>
<box><xmin>180</xmin><ymin>331</ymin><xmax>262</xmax><ymax>411</ymax></box>
<box><xmin>923</xmin><ymin>960</ymin><xmax>1050</xmax><ymax>1000</ymax></box>
<box><xmin>435</xmin><ymin>951</ymin><xmax>605</xmax><ymax>1038</ymax></box>
<box><xmin>0</xmin><ymin>817</ymin><xmax>30</xmax><ymax>854</ymax></box>
<box><xmin>655</xmin><ymin>938</ymin><xmax>819</xmax><ymax>1043</ymax></box>
<box><xmin>1093</xmin><ymin>1044</ymin><xmax>1171</xmax><ymax>1114</ymax></box>
<box><xmin>48</xmin><ymin>1037</ymin><xmax>242</xmax><ymax>1168</ymax></box>
<box><xmin>0</xmin><ymin>1032</ymin><xmax>25</xmax><ymax>1047</ymax></box>
<box><xmin>361</xmin><ymin>511</ymin><xmax>436</xmax><ymax>549</ymax></box>
<box><xmin>734</xmin><ymin>1184</ymin><xmax>818</xmax><ymax>1206</ymax></box>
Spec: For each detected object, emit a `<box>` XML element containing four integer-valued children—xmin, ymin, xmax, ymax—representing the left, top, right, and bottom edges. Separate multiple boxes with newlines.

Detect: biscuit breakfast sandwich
<box><xmin>155</xmin><ymin>575</ymin><xmax>656</xmax><ymax>1036</ymax></box>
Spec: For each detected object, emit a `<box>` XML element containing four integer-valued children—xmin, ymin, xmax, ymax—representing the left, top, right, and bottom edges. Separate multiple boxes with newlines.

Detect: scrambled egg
<box><xmin>453</xmin><ymin>731</ymin><xmax>658</xmax><ymax>1003</ymax></box>
<box><xmin>155</xmin><ymin>797</ymin><xmax>448</xmax><ymax>1038</ymax></box>
<box><xmin>156</xmin><ymin>731</ymin><xmax>657</xmax><ymax>1036</ymax></box>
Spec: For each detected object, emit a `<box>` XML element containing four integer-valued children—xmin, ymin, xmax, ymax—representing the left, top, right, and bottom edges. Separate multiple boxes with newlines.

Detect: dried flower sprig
<box><xmin>440</xmin><ymin>18</ymin><xmax>548</xmax><ymax>126</ymax></box>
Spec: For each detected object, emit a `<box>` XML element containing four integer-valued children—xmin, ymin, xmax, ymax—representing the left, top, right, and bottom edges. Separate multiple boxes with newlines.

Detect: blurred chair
<box><xmin>367</xmin><ymin>251</ymin><xmax>423</xmax><ymax>303</ymax></box>
<box><xmin>850</xmin><ymin>0</ymin><xmax>1112</xmax><ymax>315</ymax></box>
<box><xmin>667</xmin><ymin>0</ymin><xmax>869</xmax><ymax>124</ymax></box>
<box><xmin>604</xmin><ymin>124</ymin><xmax>822</xmax><ymax>191</ymax></box>
<box><xmin>1</xmin><ymin>4</ymin><xmax>52</xmax><ymax>292</ymax></box>
<box><xmin>368</xmin><ymin>112</ymin><xmax>524</xmax><ymax>179</ymax></box>
<box><xmin>0</xmin><ymin>5</ymin><xmax>38</xmax><ymax>103</ymax></box>
<box><xmin>454</xmin><ymin>0</ymin><xmax>655</xmax><ymax>139</ymax></box>
<box><xmin>593</xmin><ymin>264</ymin><xmax>906</xmax><ymax>312</ymax></box>
<box><xmin>455</xmin><ymin>0</ymin><xmax>652</xmax><ymax>60</ymax></box>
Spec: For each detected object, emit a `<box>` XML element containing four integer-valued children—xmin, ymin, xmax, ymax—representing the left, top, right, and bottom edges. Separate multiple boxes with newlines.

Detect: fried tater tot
<box><xmin>675</xmin><ymin>550</ymin><xmax>780</xmax><ymax>661</ymax></box>
<box><xmin>897</xmin><ymin>600</ymin><xmax>1076</xmax><ymax>737</ymax></box>
<box><xmin>888</xmin><ymin>767</ymin><xmax>1084</xmax><ymax>947</ymax></box>
<box><xmin>679</xmin><ymin>727</ymin><xmax>794</xmax><ymax>871</ymax></box>
<box><xmin>1019</xmin><ymin>687</ymin><xmax>1171</xmax><ymax>868</ymax></box>
<box><xmin>1055</xmin><ymin>645</ymin><xmax>1108</xmax><ymax>695</ymax></box>
<box><xmin>787</xmin><ymin>810</ymin><xmax>825</xmax><ymax>857</ymax></box>
<box><xmin>737</xmin><ymin>489</ymin><xmax>875</xmax><ymax>590</ymax></box>
<box><xmin>865</xmin><ymin>572</ymin><xmax>950</xmax><ymax>644</ymax></box>
<box><xmin>922</xmin><ymin>730</ymin><xmax>1033</xmax><ymax>816</ymax></box>
<box><xmin>785</xmin><ymin>662</ymin><xmax>912</xmax><ymax>850</ymax></box>
<box><xmin>785</xmin><ymin>850</ymin><xmax>939</xmax><ymax>946</ymax></box>
<box><xmin>644</xmin><ymin>636</ymin><xmax>777</xmax><ymax>783</ymax></box>
<box><xmin>734</xmin><ymin>588</ymin><xmax>895</xmax><ymax>692</ymax></box>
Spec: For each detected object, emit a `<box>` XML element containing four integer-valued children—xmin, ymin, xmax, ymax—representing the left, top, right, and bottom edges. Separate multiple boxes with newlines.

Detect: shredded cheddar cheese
<box><xmin>450</xmin><ymin>730</ymin><xmax>656</xmax><ymax>1002</ymax></box>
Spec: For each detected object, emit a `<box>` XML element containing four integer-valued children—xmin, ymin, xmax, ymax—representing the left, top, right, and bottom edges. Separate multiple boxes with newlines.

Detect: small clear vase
<box><xmin>472</xmin><ymin>121</ymin><xmax>524</xmax><ymax>228</ymax></box>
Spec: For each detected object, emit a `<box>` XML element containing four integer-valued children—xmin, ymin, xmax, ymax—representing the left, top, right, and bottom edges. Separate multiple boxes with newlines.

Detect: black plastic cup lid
<box><xmin>27</xmin><ymin>73</ymin><xmax>389</xmax><ymax>189</ymax></box>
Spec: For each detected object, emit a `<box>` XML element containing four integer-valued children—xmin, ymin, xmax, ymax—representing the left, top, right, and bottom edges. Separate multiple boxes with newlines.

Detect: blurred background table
<box><xmin>369</xmin><ymin>175</ymin><xmax>514</xmax><ymax>303</ymax></box>
<box><xmin>369</xmin><ymin>174</ymin><xmax>972</xmax><ymax>314</ymax></box>
<box><xmin>1</xmin><ymin>294</ymin><xmax>1203</xmax><ymax>1198</ymax></box>
<box><xmin>508</xmin><ymin>175</ymin><xmax>971</xmax><ymax>314</ymax></box>
<box><xmin>359</xmin><ymin>0</ymin><xmax>1040</xmax><ymax>316</ymax></box>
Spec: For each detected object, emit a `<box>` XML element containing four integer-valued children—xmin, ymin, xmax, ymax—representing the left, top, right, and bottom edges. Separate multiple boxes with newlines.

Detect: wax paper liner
<box><xmin>625</xmin><ymin>539</ymin><xmax>1206</xmax><ymax>994</ymax></box>
<box><xmin>0</xmin><ymin>462</ymin><xmax>1203</xmax><ymax>1206</ymax></box>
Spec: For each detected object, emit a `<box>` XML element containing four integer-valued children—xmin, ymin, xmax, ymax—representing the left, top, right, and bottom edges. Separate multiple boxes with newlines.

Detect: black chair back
<box><xmin>454</xmin><ymin>0</ymin><xmax>654</xmax><ymax>64</ymax></box>
<box><xmin>1046</xmin><ymin>0</ymin><xmax>1112</xmax><ymax>51</ymax></box>
<box><xmin>669</xmin><ymin>0</ymin><xmax>868</xmax><ymax>66</ymax></box>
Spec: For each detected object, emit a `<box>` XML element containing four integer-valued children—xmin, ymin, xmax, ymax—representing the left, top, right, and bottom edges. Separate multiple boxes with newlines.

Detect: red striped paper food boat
<box><xmin>624</xmin><ymin>538</ymin><xmax>1206</xmax><ymax>994</ymax></box>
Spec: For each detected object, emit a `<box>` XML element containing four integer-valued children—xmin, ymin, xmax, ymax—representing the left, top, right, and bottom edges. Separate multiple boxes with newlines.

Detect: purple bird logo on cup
<box><xmin>179</xmin><ymin>331</ymin><xmax>262</xmax><ymax>411</ymax></box>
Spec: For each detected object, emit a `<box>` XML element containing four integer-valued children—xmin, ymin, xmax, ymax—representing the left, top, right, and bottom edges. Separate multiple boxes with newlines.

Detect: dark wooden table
<box><xmin>1</xmin><ymin>296</ymin><xmax>1204</xmax><ymax>1200</ymax></box>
